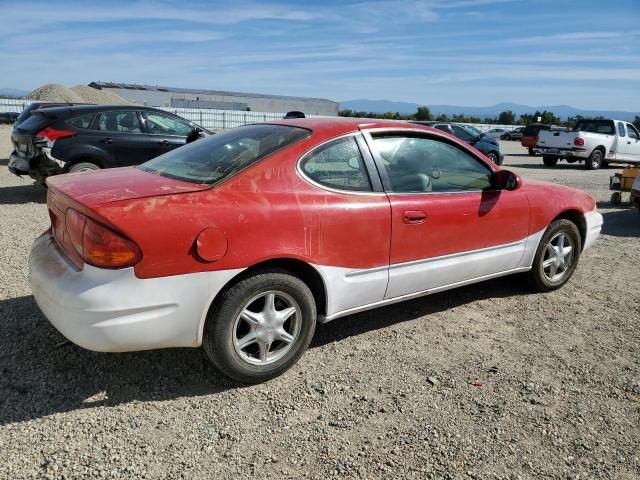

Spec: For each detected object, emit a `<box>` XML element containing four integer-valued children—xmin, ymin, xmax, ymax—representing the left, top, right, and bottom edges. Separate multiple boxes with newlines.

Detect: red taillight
<box><xmin>65</xmin><ymin>209</ymin><xmax>141</xmax><ymax>269</ymax></box>
<box><xmin>36</xmin><ymin>126</ymin><xmax>75</xmax><ymax>145</ymax></box>
<box><xmin>574</xmin><ymin>137</ymin><xmax>585</xmax><ymax>146</ymax></box>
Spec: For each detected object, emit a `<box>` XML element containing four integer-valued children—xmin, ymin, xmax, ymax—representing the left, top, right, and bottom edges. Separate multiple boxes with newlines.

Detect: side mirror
<box><xmin>494</xmin><ymin>169</ymin><xmax>521</xmax><ymax>191</ymax></box>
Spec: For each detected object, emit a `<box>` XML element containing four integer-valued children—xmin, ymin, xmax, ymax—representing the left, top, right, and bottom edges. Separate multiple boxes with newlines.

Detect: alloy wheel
<box><xmin>232</xmin><ymin>291</ymin><xmax>301</xmax><ymax>365</ymax></box>
<box><xmin>542</xmin><ymin>232</ymin><xmax>574</xmax><ymax>282</ymax></box>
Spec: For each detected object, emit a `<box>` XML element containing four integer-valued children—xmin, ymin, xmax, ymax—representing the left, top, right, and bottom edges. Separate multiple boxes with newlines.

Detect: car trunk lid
<box><xmin>46</xmin><ymin>166</ymin><xmax>211</xmax><ymax>206</ymax></box>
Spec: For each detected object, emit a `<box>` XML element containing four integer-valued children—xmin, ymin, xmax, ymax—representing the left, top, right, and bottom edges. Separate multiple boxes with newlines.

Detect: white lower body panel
<box><xmin>583</xmin><ymin>210</ymin><xmax>603</xmax><ymax>252</ymax></box>
<box><xmin>29</xmin><ymin>234</ymin><xmax>243</xmax><ymax>352</ymax></box>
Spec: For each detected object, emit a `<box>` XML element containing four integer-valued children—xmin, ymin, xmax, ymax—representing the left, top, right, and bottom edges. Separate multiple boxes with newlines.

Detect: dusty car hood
<box><xmin>46</xmin><ymin>167</ymin><xmax>210</xmax><ymax>206</ymax></box>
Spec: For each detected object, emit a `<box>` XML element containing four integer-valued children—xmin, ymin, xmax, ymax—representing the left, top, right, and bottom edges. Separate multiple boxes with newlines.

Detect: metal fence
<box><xmin>0</xmin><ymin>97</ymin><xmax>521</xmax><ymax>132</ymax></box>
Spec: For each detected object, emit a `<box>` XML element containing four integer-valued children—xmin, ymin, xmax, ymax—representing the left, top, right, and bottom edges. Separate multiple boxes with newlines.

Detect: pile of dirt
<box><xmin>70</xmin><ymin>85</ymin><xmax>130</xmax><ymax>105</ymax></box>
<box><xmin>28</xmin><ymin>84</ymin><xmax>83</xmax><ymax>103</ymax></box>
<box><xmin>28</xmin><ymin>83</ymin><xmax>129</xmax><ymax>105</ymax></box>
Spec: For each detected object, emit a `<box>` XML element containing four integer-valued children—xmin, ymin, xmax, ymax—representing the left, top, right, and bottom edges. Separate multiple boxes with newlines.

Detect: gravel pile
<box><xmin>70</xmin><ymin>85</ymin><xmax>130</xmax><ymax>105</ymax></box>
<box><xmin>28</xmin><ymin>84</ymin><xmax>84</xmax><ymax>103</ymax></box>
<box><xmin>28</xmin><ymin>83</ymin><xmax>129</xmax><ymax>105</ymax></box>
<box><xmin>0</xmin><ymin>131</ymin><xmax>638</xmax><ymax>479</ymax></box>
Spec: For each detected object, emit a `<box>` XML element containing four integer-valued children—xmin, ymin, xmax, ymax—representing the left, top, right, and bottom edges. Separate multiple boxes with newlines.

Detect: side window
<box><xmin>372</xmin><ymin>135</ymin><xmax>493</xmax><ymax>193</ymax></box>
<box><xmin>627</xmin><ymin>124</ymin><xmax>639</xmax><ymax>140</ymax></box>
<box><xmin>617</xmin><ymin>122</ymin><xmax>626</xmax><ymax>137</ymax></box>
<box><xmin>300</xmin><ymin>136</ymin><xmax>371</xmax><ymax>192</ymax></box>
<box><xmin>95</xmin><ymin>111</ymin><xmax>142</xmax><ymax>133</ymax></box>
<box><xmin>434</xmin><ymin>124</ymin><xmax>450</xmax><ymax>134</ymax></box>
<box><xmin>145</xmin><ymin>112</ymin><xmax>193</xmax><ymax>136</ymax></box>
<box><xmin>67</xmin><ymin>114</ymin><xmax>94</xmax><ymax>129</ymax></box>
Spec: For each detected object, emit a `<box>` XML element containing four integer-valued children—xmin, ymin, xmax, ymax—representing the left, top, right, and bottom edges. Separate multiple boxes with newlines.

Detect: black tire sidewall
<box><xmin>528</xmin><ymin>219</ymin><xmax>582</xmax><ymax>292</ymax></box>
<box><xmin>203</xmin><ymin>271</ymin><xmax>317</xmax><ymax>383</ymax></box>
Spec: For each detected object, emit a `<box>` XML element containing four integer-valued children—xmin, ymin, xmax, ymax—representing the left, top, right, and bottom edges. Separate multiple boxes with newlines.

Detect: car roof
<box><xmin>270</xmin><ymin>117</ymin><xmax>439</xmax><ymax>136</ymax></box>
<box><xmin>32</xmin><ymin>104</ymin><xmax>173</xmax><ymax>116</ymax></box>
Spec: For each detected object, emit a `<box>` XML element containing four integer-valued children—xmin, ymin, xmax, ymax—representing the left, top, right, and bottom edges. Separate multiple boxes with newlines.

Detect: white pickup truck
<box><xmin>537</xmin><ymin>119</ymin><xmax>640</xmax><ymax>169</ymax></box>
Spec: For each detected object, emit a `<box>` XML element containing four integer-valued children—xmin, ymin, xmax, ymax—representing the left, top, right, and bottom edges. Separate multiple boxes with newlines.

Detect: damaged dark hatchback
<box><xmin>8</xmin><ymin>105</ymin><xmax>211</xmax><ymax>183</ymax></box>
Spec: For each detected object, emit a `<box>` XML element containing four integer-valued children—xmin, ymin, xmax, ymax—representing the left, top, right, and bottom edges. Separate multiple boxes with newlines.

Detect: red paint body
<box><xmin>46</xmin><ymin>119</ymin><xmax>596</xmax><ymax>279</ymax></box>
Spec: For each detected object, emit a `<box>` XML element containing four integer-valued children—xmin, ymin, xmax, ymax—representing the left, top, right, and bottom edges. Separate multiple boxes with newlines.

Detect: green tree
<box><xmin>414</xmin><ymin>106</ymin><xmax>433</xmax><ymax>121</ymax></box>
<box><xmin>498</xmin><ymin>110</ymin><xmax>516</xmax><ymax>125</ymax></box>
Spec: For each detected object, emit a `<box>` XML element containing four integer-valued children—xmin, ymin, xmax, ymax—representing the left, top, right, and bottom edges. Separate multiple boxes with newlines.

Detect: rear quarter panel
<box><xmin>93</xmin><ymin>136</ymin><xmax>392</xmax><ymax>279</ymax></box>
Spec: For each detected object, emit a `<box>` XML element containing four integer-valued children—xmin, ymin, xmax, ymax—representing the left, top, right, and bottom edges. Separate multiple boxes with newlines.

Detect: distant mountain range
<box><xmin>340</xmin><ymin>99</ymin><xmax>638</xmax><ymax>122</ymax></box>
<box><xmin>0</xmin><ymin>88</ymin><xmax>29</xmax><ymax>98</ymax></box>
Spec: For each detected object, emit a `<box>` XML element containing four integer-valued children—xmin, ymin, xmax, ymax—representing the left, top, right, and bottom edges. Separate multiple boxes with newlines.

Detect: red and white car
<box><xmin>30</xmin><ymin>119</ymin><xmax>603</xmax><ymax>383</ymax></box>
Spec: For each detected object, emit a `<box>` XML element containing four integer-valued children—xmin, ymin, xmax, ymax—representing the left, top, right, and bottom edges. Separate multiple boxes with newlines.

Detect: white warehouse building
<box><xmin>88</xmin><ymin>82</ymin><xmax>339</xmax><ymax>116</ymax></box>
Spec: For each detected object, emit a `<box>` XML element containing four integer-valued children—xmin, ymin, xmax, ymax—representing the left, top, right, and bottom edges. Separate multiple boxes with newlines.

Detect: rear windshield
<box><xmin>14</xmin><ymin>113</ymin><xmax>50</xmax><ymax>133</ymax></box>
<box><xmin>572</xmin><ymin>119</ymin><xmax>615</xmax><ymax>135</ymax></box>
<box><xmin>523</xmin><ymin>124</ymin><xmax>549</xmax><ymax>135</ymax></box>
<box><xmin>15</xmin><ymin>104</ymin><xmax>38</xmax><ymax>124</ymax></box>
<box><xmin>139</xmin><ymin>124</ymin><xmax>311</xmax><ymax>184</ymax></box>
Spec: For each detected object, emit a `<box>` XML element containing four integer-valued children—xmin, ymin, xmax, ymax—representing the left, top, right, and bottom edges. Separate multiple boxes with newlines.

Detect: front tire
<box><xmin>203</xmin><ymin>270</ymin><xmax>317</xmax><ymax>383</ymax></box>
<box><xmin>528</xmin><ymin>147</ymin><xmax>535</xmax><ymax>156</ymax></box>
<box><xmin>585</xmin><ymin>150</ymin><xmax>603</xmax><ymax>170</ymax></box>
<box><xmin>543</xmin><ymin>155</ymin><xmax>558</xmax><ymax>167</ymax></box>
<box><xmin>527</xmin><ymin>219</ymin><xmax>581</xmax><ymax>292</ymax></box>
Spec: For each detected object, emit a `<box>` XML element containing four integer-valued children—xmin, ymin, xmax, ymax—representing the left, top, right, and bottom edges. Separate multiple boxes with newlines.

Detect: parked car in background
<box><xmin>501</xmin><ymin>127</ymin><xmax>524</xmax><ymax>141</ymax></box>
<box><xmin>483</xmin><ymin>128</ymin><xmax>507</xmax><ymax>140</ymax></box>
<box><xmin>521</xmin><ymin>123</ymin><xmax>551</xmax><ymax>155</ymax></box>
<box><xmin>538</xmin><ymin>119</ymin><xmax>640</xmax><ymax>169</ymax></box>
<box><xmin>0</xmin><ymin>112</ymin><xmax>19</xmax><ymax>124</ymax></box>
<box><xmin>29</xmin><ymin>118</ymin><xmax>602</xmax><ymax>383</ymax></box>
<box><xmin>413</xmin><ymin>121</ymin><xmax>503</xmax><ymax>165</ymax></box>
<box><xmin>8</xmin><ymin>105</ymin><xmax>211</xmax><ymax>183</ymax></box>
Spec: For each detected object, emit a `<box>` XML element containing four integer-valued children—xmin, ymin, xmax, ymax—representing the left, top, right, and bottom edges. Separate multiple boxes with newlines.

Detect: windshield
<box><xmin>572</xmin><ymin>120</ymin><xmax>615</xmax><ymax>135</ymax></box>
<box><xmin>138</xmin><ymin>124</ymin><xmax>310</xmax><ymax>184</ymax></box>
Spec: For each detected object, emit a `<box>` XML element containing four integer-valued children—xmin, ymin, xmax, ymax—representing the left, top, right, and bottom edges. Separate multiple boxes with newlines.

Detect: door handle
<box><xmin>403</xmin><ymin>210</ymin><xmax>427</xmax><ymax>224</ymax></box>
<box><xmin>101</xmin><ymin>138</ymin><xmax>113</xmax><ymax>144</ymax></box>
<box><xmin>628</xmin><ymin>141</ymin><xmax>632</xmax><ymax>144</ymax></box>
<box><xmin>158</xmin><ymin>140</ymin><xmax>170</xmax><ymax>146</ymax></box>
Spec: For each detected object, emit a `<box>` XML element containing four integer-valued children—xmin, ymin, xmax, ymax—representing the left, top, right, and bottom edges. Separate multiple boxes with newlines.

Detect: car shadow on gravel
<box><xmin>598</xmin><ymin>206</ymin><xmax>640</xmax><ymax>238</ymax></box>
<box><xmin>311</xmin><ymin>275</ymin><xmax>532</xmax><ymax>348</ymax></box>
<box><xmin>0</xmin><ymin>276</ymin><xmax>532</xmax><ymax>425</ymax></box>
<box><xmin>0</xmin><ymin>183</ymin><xmax>46</xmax><ymax>205</ymax></box>
<box><xmin>0</xmin><ymin>295</ymin><xmax>241</xmax><ymax>426</ymax></box>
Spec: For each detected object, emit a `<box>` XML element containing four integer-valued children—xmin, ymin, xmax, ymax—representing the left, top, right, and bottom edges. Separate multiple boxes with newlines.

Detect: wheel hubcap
<box><xmin>542</xmin><ymin>232</ymin><xmax>574</xmax><ymax>282</ymax></box>
<box><xmin>232</xmin><ymin>291</ymin><xmax>301</xmax><ymax>365</ymax></box>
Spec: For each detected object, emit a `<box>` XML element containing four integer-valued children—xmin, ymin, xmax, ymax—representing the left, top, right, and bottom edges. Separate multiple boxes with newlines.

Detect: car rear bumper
<box><xmin>29</xmin><ymin>233</ymin><xmax>243</xmax><ymax>352</ymax></box>
<box><xmin>538</xmin><ymin>146</ymin><xmax>589</xmax><ymax>158</ymax></box>
<box><xmin>583</xmin><ymin>210</ymin><xmax>603</xmax><ymax>252</ymax></box>
<box><xmin>8</xmin><ymin>152</ymin><xmax>30</xmax><ymax>175</ymax></box>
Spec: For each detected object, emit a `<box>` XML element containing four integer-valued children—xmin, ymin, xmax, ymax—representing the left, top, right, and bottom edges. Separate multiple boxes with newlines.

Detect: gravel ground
<box><xmin>0</xmin><ymin>125</ymin><xmax>638</xmax><ymax>479</ymax></box>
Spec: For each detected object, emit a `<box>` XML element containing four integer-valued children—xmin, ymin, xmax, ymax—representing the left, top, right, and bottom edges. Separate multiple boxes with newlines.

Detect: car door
<box><xmin>87</xmin><ymin>110</ymin><xmax>154</xmax><ymax>167</ymax></box>
<box><xmin>363</xmin><ymin>130</ymin><xmax>530</xmax><ymax>299</ymax></box>
<box><xmin>142</xmin><ymin>111</ymin><xmax>194</xmax><ymax>157</ymax></box>
<box><xmin>624</xmin><ymin>123</ymin><xmax>640</xmax><ymax>163</ymax></box>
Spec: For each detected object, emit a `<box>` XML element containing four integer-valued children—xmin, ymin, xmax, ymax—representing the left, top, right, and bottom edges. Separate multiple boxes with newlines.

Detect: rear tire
<box><xmin>202</xmin><ymin>270</ymin><xmax>317</xmax><ymax>384</ymax></box>
<box><xmin>68</xmin><ymin>162</ymin><xmax>100</xmax><ymax>173</ymax></box>
<box><xmin>543</xmin><ymin>155</ymin><xmax>558</xmax><ymax>167</ymax></box>
<box><xmin>527</xmin><ymin>219</ymin><xmax>581</xmax><ymax>292</ymax></box>
<box><xmin>528</xmin><ymin>148</ymin><xmax>535</xmax><ymax>156</ymax></box>
<box><xmin>585</xmin><ymin>150</ymin><xmax>603</xmax><ymax>170</ymax></box>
